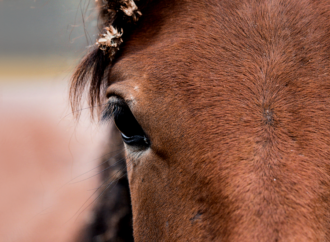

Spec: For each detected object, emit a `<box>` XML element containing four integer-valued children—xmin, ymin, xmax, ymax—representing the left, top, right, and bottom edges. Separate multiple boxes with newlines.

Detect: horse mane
<box><xmin>70</xmin><ymin>0</ymin><xmax>148</xmax><ymax>117</ymax></box>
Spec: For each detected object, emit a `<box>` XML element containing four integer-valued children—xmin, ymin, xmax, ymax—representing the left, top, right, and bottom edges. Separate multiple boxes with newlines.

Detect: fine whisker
<box><xmin>67</xmin><ymin>158</ymin><xmax>133</xmax><ymax>223</ymax></box>
<box><xmin>67</xmin><ymin>157</ymin><xmax>126</xmax><ymax>185</ymax></box>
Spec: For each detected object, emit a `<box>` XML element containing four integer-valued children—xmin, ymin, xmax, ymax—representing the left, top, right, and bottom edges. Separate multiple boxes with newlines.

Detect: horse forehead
<box><xmin>113</xmin><ymin>0</ymin><xmax>330</xmax><ymax>101</ymax></box>
<box><xmin>115</xmin><ymin>1</ymin><xmax>308</xmax><ymax>79</ymax></box>
<box><xmin>113</xmin><ymin>1</ymin><xmax>213</xmax><ymax>81</ymax></box>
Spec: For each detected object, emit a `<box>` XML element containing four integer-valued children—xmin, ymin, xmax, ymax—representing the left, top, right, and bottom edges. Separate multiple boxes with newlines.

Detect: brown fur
<box><xmin>72</xmin><ymin>0</ymin><xmax>330</xmax><ymax>241</ymax></box>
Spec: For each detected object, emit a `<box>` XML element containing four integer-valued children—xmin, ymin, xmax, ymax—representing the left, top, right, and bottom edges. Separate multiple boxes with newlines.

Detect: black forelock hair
<box><xmin>70</xmin><ymin>0</ymin><xmax>148</xmax><ymax>117</ymax></box>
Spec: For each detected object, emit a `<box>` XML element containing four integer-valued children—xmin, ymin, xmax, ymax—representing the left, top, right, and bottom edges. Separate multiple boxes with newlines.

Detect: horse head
<box><xmin>72</xmin><ymin>0</ymin><xmax>330</xmax><ymax>241</ymax></box>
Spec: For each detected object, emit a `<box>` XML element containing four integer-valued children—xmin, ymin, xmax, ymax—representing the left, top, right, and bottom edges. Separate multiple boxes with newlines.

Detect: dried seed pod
<box><xmin>95</xmin><ymin>0</ymin><xmax>141</xmax><ymax>58</ymax></box>
<box><xmin>120</xmin><ymin>0</ymin><xmax>138</xmax><ymax>16</ymax></box>
<box><xmin>96</xmin><ymin>26</ymin><xmax>123</xmax><ymax>58</ymax></box>
<box><xmin>119</xmin><ymin>0</ymin><xmax>142</xmax><ymax>21</ymax></box>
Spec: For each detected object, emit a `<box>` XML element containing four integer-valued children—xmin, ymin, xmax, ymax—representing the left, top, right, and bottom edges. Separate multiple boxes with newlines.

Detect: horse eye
<box><xmin>113</xmin><ymin>105</ymin><xmax>150</xmax><ymax>147</ymax></box>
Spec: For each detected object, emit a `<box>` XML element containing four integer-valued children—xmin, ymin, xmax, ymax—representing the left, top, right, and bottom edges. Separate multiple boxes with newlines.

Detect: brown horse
<box><xmin>72</xmin><ymin>0</ymin><xmax>330</xmax><ymax>241</ymax></box>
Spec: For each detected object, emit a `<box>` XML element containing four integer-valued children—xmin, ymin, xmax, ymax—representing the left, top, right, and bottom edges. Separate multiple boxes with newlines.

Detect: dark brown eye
<box><xmin>103</xmin><ymin>101</ymin><xmax>150</xmax><ymax>148</ymax></box>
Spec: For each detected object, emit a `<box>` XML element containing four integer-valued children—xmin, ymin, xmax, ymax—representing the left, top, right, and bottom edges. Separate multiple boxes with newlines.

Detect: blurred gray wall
<box><xmin>0</xmin><ymin>0</ymin><xmax>97</xmax><ymax>58</ymax></box>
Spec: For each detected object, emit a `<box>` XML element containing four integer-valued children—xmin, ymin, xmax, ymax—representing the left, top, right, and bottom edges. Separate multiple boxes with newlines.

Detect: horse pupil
<box><xmin>114</xmin><ymin>106</ymin><xmax>146</xmax><ymax>144</ymax></box>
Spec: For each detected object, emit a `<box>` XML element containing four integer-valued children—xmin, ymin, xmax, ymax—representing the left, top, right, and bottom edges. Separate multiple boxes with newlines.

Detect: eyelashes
<box><xmin>102</xmin><ymin>97</ymin><xmax>150</xmax><ymax>148</ymax></box>
<box><xmin>101</xmin><ymin>100</ymin><xmax>123</xmax><ymax>122</ymax></box>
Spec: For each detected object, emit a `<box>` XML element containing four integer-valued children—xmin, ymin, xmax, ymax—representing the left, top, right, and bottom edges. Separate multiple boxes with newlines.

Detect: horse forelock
<box><xmin>70</xmin><ymin>0</ymin><xmax>151</xmax><ymax>117</ymax></box>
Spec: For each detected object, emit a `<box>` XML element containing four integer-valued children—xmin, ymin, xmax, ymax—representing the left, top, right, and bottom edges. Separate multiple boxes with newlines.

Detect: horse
<box><xmin>71</xmin><ymin>0</ymin><xmax>330</xmax><ymax>241</ymax></box>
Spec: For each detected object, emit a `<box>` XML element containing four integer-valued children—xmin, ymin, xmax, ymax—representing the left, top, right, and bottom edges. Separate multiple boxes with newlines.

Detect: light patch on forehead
<box><xmin>129</xmin><ymin>94</ymin><xmax>137</xmax><ymax>106</ymax></box>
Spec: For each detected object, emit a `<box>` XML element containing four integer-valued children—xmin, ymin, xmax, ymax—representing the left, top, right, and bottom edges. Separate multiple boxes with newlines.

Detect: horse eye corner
<box><xmin>144</xmin><ymin>136</ymin><xmax>149</xmax><ymax>145</ymax></box>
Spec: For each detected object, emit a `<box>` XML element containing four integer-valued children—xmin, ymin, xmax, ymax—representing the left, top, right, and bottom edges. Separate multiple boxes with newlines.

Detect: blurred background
<box><xmin>0</xmin><ymin>0</ymin><xmax>97</xmax><ymax>77</ymax></box>
<box><xmin>0</xmin><ymin>1</ymin><xmax>104</xmax><ymax>241</ymax></box>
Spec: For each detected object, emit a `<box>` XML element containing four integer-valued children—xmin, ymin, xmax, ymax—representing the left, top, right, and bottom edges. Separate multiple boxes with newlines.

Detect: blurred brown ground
<box><xmin>0</xmin><ymin>71</ymin><xmax>105</xmax><ymax>242</ymax></box>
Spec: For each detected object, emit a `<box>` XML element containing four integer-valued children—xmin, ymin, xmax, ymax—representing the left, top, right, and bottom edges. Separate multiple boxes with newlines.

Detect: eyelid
<box><xmin>101</xmin><ymin>96</ymin><xmax>126</xmax><ymax>121</ymax></box>
<box><xmin>106</xmin><ymin>84</ymin><xmax>135</xmax><ymax>106</ymax></box>
<box><xmin>101</xmin><ymin>94</ymin><xmax>136</xmax><ymax>121</ymax></box>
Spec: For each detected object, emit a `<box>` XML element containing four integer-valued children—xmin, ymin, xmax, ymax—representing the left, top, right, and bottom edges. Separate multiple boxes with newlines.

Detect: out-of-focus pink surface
<box><xmin>0</xmin><ymin>78</ymin><xmax>105</xmax><ymax>242</ymax></box>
